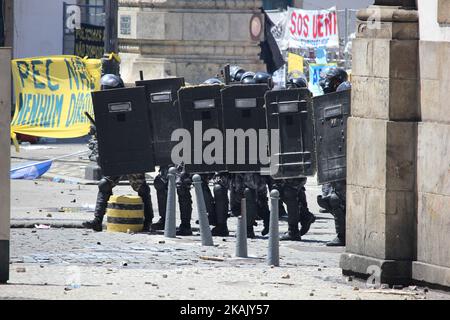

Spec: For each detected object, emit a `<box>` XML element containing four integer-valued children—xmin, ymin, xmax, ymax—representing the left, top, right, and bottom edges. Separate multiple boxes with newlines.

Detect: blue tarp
<box><xmin>10</xmin><ymin>160</ymin><xmax>53</xmax><ymax>180</ymax></box>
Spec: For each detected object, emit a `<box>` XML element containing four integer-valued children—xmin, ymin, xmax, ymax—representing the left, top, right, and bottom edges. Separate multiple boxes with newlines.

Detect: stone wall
<box><xmin>0</xmin><ymin>47</ymin><xmax>11</xmax><ymax>283</ymax></box>
<box><xmin>412</xmin><ymin>0</ymin><xmax>450</xmax><ymax>288</ymax></box>
<box><xmin>118</xmin><ymin>0</ymin><xmax>265</xmax><ymax>84</ymax></box>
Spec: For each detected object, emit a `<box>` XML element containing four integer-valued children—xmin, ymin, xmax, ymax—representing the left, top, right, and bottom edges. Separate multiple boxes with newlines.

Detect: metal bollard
<box><xmin>235</xmin><ymin>197</ymin><xmax>248</xmax><ymax>258</ymax></box>
<box><xmin>164</xmin><ymin>167</ymin><xmax>177</xmax><ymax>238</ymax></box>
<box><xmin>192</xmin><ymin>175</ymin><xmax>214</xmax><ymax>246</ymax></box>
<box><xmin>267</xmin><ymin>190</ymin><xmax>280</xmax><ymax>266</ymax></box>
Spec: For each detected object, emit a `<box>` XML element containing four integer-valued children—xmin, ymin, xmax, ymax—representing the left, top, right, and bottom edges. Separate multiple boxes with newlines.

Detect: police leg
<box><xmin>176</xmin><ymin>178</ymin><xmax>193</xmax><ymax>236</ymax></box>
<box><xmin>326</xmin><ymin>181</ymin><xmax>346</xmax><ymax>247</ymax></box>
<box><xmin>82</xmin><ymin>176</ymin><xmax>118</xmax><ymax>232</ymax></box>
<box><xmin>153</xmin><ymin>172</ymin><xmax>168</xmax><ymax>230</ymax></box>
<box><xmin>296</xmin><ymin>179</ymin><xmax>316</xmax><ymax>236</ymax></box>
<box><xmin>130</xmin><ymin>174</ymin><xmax>154</xmax><ymax>231</ymax></box>
<box><xmin>279</xmin><ymin>184</ymin><xmax>301</xmax><ymax>241</ymax></box>
<box><xmin>230</xmin><ymin>174</ymin><xmax>243</xmax><ymax>217</ymax></box>
<box><xmin>201</xmin><ymin>175</ymin><xmax>216</xmax><ymax>226</ymax></box>
<box><xmin>245</xmin><ymin>188</ymin><xmax>257</xmax><ymax>239</ymax></box>
<box><xmin>257</xmin><ymin>189</ymin><xmax>271</xmax><ymax>236</ymax></box>
<box><xmin>211</xmin><ymin>183</ymin><xmax>230</xmax><ymax>237</ymax></box>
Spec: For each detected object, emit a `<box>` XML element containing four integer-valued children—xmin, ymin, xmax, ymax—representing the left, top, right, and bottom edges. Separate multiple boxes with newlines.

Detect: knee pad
<box><xmin>137</xmin><ymin>183</ymin><xmax>151</xmax><ymax>197</ymax></box>
<box><xmin>317</xmin><ymin>195</ymin><xmax>331</xmax><ymax>211</ymax></box>
<box><xmin>213</xmin><ymin>184</ymin><xmax>227</xmax><ymax>199</ymax></box>
<box><xmin>98</xmin><ymin>178</ymin><xmax>113</xmax><ymax>194</ymax></box>
<box><xmin>329</xmin><ymin>193</ymin><xmax>342</xmax><ymax>210</ymax></box>
<box><xmin>283</xmin><ymin>187</ymin><xmax>297</xmax><ymax>201</ymax></box>
<box><xmin>153</xmin><ymin>175</ymin><xmax>167</xmax><ymax>191</ymax></box>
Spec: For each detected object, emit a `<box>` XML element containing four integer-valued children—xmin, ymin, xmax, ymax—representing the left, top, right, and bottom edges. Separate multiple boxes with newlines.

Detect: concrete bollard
<box><xmin>164</xmin><ymin>167</ymin><xmax>177</xmax><ymax>238</ymax></box>
<box><xmin>267</xmin><ymin>190</ymin><xmax>280</xmax><ymax>266</ymax></box>
<box><xmin>192</xmin><ymin>175</ymin><xmax>214</xmax><ymax>246</ymax></box>
<box><xmin>235</xmin><ymin>197</ymin><xmax>248</xmax><ymax>258</ymax></box>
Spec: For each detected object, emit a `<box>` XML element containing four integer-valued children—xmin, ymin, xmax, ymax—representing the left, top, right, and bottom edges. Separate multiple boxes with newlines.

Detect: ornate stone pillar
<box><xmin>339</xmin><ymin>3</ymin><xmax>420</xmax><ymax>285</ymax></box>
<box><xmin>118</xmin><ymin>0</ymin><xmax>265</xmax><ymax>84</ymax></box>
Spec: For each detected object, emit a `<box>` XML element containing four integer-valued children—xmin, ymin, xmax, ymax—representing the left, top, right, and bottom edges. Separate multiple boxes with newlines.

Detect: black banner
<box><xmin>74</xmin><ymin>23</ymin><xmax>105</xmax><ymax>59</ymax></box>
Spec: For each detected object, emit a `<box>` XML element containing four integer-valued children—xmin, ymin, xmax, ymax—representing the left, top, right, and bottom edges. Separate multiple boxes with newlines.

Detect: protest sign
<box><xmin>11</xmin><ymin>55</ymin><xmax>101</xmax><ymax>138</ymax></box>
<box><xmin>284</xmin><ymin>7</ymin><xmax>339</xmax><ymax>48</ymax></box>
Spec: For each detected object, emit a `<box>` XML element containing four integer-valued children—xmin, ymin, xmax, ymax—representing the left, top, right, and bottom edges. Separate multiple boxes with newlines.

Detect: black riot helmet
<box><xmin>203</xmin><ymin>78</ymin><xmax>223</xmax><ymax>85</ymax></box>
<box><xmin>287</xmin><ymin>74</ymin><xmax>308</xmax><ymax>89</ymax></box>
<box><xmin>319</xmin><ymin>67</ymin><xmax>348</xmax><ymax>94</ymax></box>
<box><xmin>230</xmin><ymin>65</ymin><xmax>246</xmax><ymax>82</ymax></box>
<box><xmin>241</xmin><ymin>71</ymin><xmax>256</xmax><ymax>84</ymax></box>
<box><xmin>254</xmin><ymin>71</ymin><xmax>273</xmax><ymax>88</ymax></box>
<box><xmin>101</xmin><ymin>74</ymin><xmax>125</xmax><ymax>90</ymax></box>
<box><xmin>337</xmin><ymin>81</ymin><xmax>352</xmax><ymax>92</ymax></box>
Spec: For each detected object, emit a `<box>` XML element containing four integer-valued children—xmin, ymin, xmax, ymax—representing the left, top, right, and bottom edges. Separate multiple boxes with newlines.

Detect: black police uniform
<box><xmin>82</xmin><ymin>75</ymin><xmax>155</xmax><ymax>232</ymax></box>
<box><xmin>317</xmin><ymin>67</ymin><xmax>350</xmax><ymax>246</ymax></box>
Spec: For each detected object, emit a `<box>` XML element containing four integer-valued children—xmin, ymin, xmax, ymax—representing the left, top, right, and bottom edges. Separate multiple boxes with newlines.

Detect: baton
<box><xmin>84</xmin><ymin>112</ymin><xmax>96</xmax><ymax>126</ymax></box>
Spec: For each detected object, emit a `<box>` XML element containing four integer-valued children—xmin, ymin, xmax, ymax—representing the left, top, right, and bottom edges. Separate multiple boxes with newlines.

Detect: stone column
<box><xmin>117</xmin><ymin>0</ymin><xmax>265</xmax><ymax>84</ymax></box>
<box><xmin>412</xmin><ymin>0</ymin><xmax>450</xmax><ymax>288</ymax></box>
<box><xmin>339</xmin><ymin>5</ymin><xmax>419</xmax><ymax>285</ymax></box>
<box><xmin>0</xmin><ymin>47</ymin><xmax>11</xmax><ymax>283</ymax></box>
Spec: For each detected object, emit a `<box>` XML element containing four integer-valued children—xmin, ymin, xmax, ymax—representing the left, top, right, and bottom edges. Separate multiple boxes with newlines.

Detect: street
<box><xmin>4</xmin><ymin>141</ymin><xmax>449</xmax><ymax>300</ymax></box>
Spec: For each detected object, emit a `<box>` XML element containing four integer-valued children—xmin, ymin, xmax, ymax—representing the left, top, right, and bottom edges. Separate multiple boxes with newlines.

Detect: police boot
<box><xmin>176</xmin><ymin>223</ymin><xmax>193</xmax><ymax>236</ymax></box>
<box><xmin>280</xmin><ymin>225</ymin><xmax>301</xmax><ymax>241</ymax></box>
<box><xmin>151</xmin><ymin>218</ymin><xmax>165</xmax><ymax>231</ymax></box>
<box><xmin>83</xmin><ymin>179</ymin><xmax>112</xmax><ymax>232</ymax></box>
<box><xmin>326</xmin><ymin>207</ymin><xmax>346</xmax><ymax>247</ymax></box>
<box><xmin>300</xmin><ymin>211</ymin><xmax>316</xmax><ymax>236</ymax></box>
<box><xmin>82</xmin><ymin>217</ymin><xmax>103</xmax><ymax>232</ymax></box>
<box><xmin>211</xmin><ymin>225</ymin><xmax>229</xmax><ymax>237</ymax></box>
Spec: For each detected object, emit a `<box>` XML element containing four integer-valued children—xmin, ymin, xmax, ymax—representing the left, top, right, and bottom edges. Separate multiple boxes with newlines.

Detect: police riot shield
<box><xmin>178</xmin><ymin>85</ymin><xmax>226</xmax><ymax>174</ymax></box>
<box><xmin>312</xmin><ymin>89</ymin><xmax>351</xmax><ymax>184</ymax></box>
<box><xmin>221</xmin><ymin>84</ymin><xmax>269</xmax><ymax>173</ymax></box>
<box><xmin>265</xmin><ymin>88</ymin><xmax>316</xmax><ymax>180</ymax></box>
<box><xmin>135</xmin><ymin>77</ymin><xmax>185</xmax><ymax>166</ymax></box>
<box><xmin>91</xmin><ymin>87</ymin><xmax>155</xmax><ymax>176</ymax></box>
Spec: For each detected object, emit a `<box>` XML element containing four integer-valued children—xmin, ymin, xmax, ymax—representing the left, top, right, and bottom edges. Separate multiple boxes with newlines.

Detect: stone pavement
<box><xmin>5</xmin><ymin>141</ymin><xmax>450</xmax><ymax>300</ymax></box>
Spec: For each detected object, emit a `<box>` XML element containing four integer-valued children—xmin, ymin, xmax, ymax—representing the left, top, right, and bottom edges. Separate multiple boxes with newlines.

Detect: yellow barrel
<box><xmin>106</xmin><ymin>195</ymin><xmax>144</xmax><ymax>233</ymax></box>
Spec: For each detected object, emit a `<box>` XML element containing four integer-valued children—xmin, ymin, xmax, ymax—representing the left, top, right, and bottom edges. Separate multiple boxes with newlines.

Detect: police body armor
<box><xmin>91</xmin><ymin>86</ymin><xmax>156</xmax><ymax>176</ymax></box>
<box><xmin>221</xmin><ymin>84</ymin><xmax>269</xmax><ymax>173</ymax></box>
<box><xmin>265</xmin><ymin>88</ymin><xmax>316</xmax><ymax>180</ymax></box>
<box><xmin>312</xmin><ymin>89</ymin><xmax>351</xmax><ymax>184</ymax></box>
<box><xmin>136</xmin><ymin>77</ymin><xmax>185</xmax><ymax>166</ymax></box>
<box><xmin>178</xmin><ymin>84</ymin><xmax>226</xmax><ymax>173</ymax></box>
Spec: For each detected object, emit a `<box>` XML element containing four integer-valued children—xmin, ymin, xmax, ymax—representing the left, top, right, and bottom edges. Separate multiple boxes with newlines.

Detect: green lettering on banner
<box><xmin>20</xmin><ymin>94</ymin><xmax>32</xmax><ymax>125</ymax></box>
<box><xmin>31</xmin><ymin>60</ymin><xmax>45</xmax><ymax>89</ymax></box>
<box><xmin>46</xmin><ymin>59</ymin><xmax>60</xmax><ymax>91</ymax></box>
<box><xmin>28</xmin><ymin>94</ymin><xmax>42</xmax><ymax>126</ymax></box>
<box><xmin>52</xmin><ymin>95</ymin><xmax>64</xmax><ymax>128</ymax></box>
<box><xmin>66</xmin><ymin>93</ymin><xmax>76</xmax><ymax>127</ymax></box>
<box><xmin>15</xmin><ymin>94</ymin><xmax>25</xmax><ymax>125</ymax></box>
<box><xmin>65</xmin><ymin>59</ymin><xmax>80</xmax><ymax>90</ymax></box>
<box><xmin>42</xmin><ymin>95</ymin><xmax>53</xmax><ymax>128</ymax></box>
<box><xmin>36</xmin><ymin>94</ymin><xmax>47</xmax><ymax>126</ymax></box>
<box><xmin>17</xmin><ymin>61</ymin><xmax>30</xmax><ymax>88</ymax></box>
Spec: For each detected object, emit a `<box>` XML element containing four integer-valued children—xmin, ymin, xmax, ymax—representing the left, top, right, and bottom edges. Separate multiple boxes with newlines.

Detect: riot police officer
<box><xmin>82</xmin><ymin>74</ymin><xmax>155</xmax><ymax>232</ymax></box>
<box><xmin>271</xmin><ymin>74</ymin><xmax>316</xmax><ymax>241</ymax></box>
<box><xmin>317</xmin><ymin>67</ymin><xmax>350</xmax><ymax>246</ymax></box>
<box><xmin>151</xmin><ymin>165</ymin><xmax>195</xmax><ymax>236</ymax></box>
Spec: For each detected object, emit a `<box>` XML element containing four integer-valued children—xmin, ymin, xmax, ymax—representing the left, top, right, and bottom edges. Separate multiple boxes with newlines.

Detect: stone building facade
<box><xmin>117</xmin><ymin>0</ymin><xmax>266</xmax><ymax>84</ymax></box>
<box><xmin>340</xmin><ymin>0</ymin><xmax>450</xmax><ymax>288</ymax></box>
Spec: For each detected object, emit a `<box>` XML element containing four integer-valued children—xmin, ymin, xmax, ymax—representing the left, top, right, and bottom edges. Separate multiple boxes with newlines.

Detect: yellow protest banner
<box><xmin>287</xmin><ymin>52</ymin><xmax>304</xmax><ymax>76</ymax></box>
<box><xmin>10</xmin><ymin>55</ymin><xmax>101</xmax><ymax>139</ymax></box>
